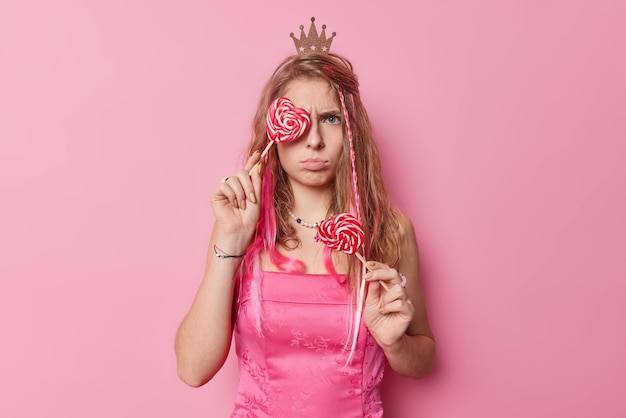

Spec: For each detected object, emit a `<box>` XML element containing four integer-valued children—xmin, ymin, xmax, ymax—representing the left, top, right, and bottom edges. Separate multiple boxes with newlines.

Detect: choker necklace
<box><xmin>288</xmin><ymin>210</ymin><xmax>327</xmax><ymax>229</ymax></box>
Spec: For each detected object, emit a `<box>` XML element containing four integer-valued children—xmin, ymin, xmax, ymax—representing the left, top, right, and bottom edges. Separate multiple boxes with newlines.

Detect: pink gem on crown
<box><xmin>290</xmin><ymin>17</ymin><xmax>336</xmax><ymax>54</ymax></box>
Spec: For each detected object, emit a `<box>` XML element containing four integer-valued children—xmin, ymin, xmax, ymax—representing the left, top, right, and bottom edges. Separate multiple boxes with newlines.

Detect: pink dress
<box><xmin>231</xmin><ymin>271</ymin><xmax>386</xmax><ymax>418</ymax></box>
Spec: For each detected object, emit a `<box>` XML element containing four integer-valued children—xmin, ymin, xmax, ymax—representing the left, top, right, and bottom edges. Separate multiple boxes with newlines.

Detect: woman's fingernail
<box><xmin>249</xmin><ymin>192</ymin><xmax>257</xmax><ymax>204</ymax></box>
<box><xmin>241</xmin><ymin>199</ymin><xmax>246</xmax><ymax>210</ymax></box>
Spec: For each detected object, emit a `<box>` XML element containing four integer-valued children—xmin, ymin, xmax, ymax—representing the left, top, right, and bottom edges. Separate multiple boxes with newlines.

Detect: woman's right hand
<box><xmin>176</xmin><ymin>151</ymin><xmax>262</xmax><ymax>387</ymax></box>
<box><xmin>210</xmin><ymin>151</ymin><xmax>263</xmax><ymax>247</ymax></box>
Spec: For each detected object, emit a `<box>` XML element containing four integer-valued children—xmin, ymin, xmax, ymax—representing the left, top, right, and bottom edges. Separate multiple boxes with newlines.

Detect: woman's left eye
<box><xmin>325</xmin><ymin>116</ymin><xmax>341</xmax><ymax>124</ymax></box>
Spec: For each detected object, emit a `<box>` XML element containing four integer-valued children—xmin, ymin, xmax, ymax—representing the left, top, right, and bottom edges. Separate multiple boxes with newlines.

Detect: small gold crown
<box><xmin>290</xmin><ymin>17</ymin><xmax>336</xmax><ymax>54</ymax></box>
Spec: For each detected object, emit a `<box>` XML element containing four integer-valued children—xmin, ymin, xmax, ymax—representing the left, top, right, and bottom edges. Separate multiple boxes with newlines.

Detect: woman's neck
<box><xmin>290</xmin><ymin>183</ymin><xmax>333</xmax><ymax>220</ymax></box>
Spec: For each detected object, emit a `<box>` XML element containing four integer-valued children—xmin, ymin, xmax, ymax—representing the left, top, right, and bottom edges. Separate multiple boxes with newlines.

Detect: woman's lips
<box><xmin>300</xmin><ymin>158</ymin><xmax>327</xmax><ymax>170</ymax></box>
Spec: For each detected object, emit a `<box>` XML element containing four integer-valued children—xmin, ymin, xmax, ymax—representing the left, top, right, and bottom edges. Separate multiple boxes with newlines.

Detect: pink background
<box><xmin>1</xmin><ymin>1</ymin><xmax>625</xmax><ymax>417</ymax></box>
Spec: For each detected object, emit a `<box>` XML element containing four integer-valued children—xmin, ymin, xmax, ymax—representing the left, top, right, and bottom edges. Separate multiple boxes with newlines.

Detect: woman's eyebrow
<box><xmin>318</xmin><ymin>109</ymin><xmax>342</xmax><ymax>117</ymax></box>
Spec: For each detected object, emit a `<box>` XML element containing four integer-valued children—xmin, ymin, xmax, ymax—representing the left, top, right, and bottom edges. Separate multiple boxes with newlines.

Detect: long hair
<box><xmin>241</xmin><ymin>53</ymin><xmax>401</xmax><ymax>290</ymax></box>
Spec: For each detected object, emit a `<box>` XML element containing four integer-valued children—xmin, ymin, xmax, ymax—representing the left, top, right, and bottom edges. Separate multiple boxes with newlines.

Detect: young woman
<box><xmin>175</xmin><ymin>51</ymin><xmax>435</xmax><ymax>417</ymax></box>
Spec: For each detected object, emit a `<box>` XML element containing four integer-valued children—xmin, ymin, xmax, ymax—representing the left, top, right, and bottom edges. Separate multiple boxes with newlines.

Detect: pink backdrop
<box><xmin>1</xmin><ymin>1</ymin><xmax>625</xmax><ymax>417</ymax></box>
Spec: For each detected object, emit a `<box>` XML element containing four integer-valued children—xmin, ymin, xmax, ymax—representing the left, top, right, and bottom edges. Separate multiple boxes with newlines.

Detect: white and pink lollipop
<box><xmin>317</xmin><ymin>213</ymin><xmax>364</xmax><ymax>254</ymax></box>
<box><xmin>251</xmin><ymin>97</ymin><xmax>310</xmax><ymax>172</ymax></box>
<box><xmin>318</xmin><ymin>213</ymin><xmax>390</xmax><ymax>368</ymax></box>
<box><xmin>317</xmin><ymin>213</ymin><xmax>390</xmax><ymax>291</ymax></box>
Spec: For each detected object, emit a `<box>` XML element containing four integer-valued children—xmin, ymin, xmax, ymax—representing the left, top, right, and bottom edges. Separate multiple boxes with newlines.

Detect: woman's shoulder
<box><xmin>389</xmin><ymin>209</ymin><xmax>421</xmax><ymax>276</ymax></box>
<box><xmin>392</xmin><ymin>208</ymin><xmax>416</xmax><ymax>238</ymax></box>
<box><xmin>391</xmin><ymin>209</ymin><xmax>419</xmax><ymax>256</ymax></box>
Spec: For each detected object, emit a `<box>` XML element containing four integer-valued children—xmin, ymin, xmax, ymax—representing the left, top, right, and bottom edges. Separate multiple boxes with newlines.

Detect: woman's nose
<box><xmin>305</xmin><ymin>122</ymin><xmax>324</xmax><ymax>149</ymax></box>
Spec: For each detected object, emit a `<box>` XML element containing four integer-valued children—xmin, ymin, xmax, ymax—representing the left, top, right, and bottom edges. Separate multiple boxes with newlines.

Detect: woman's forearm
<box><xmin>383</xmin><ymin>333</ymin><xmax>436</xmax><ymax>379</ymax></box>
<box><xmin>174</xmin><ymin>233</ymin><xmax>247</xmax><ymax>387</ymax></box>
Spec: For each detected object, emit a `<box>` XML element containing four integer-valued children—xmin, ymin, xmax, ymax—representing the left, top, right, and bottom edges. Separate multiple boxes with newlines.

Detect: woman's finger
<box><xmin>218</xmin><ymin>180</ymin><xmax>241</xmax><ymax>209</ymax></box>
<box><xmin>366</xmin><ymin>260</ymin><xmax>389</xmax><ymax>271</ymax></box>
<box><xmin>233</xmin><ymin>167</ymin><xmax>257</xmax><ymax>206</ymax></box>
<box><xmin>224</xmin><ymin>176</ymin><xmax>248</xmax><ymax>209</ymax></box>
<box><xmin>250</xmin><ymin>161</ymin><xmax>262</xmax><ymax>200</ymax></box>
<box><xmin>363</xmin><ymin>267</ymin><xmax>404</xmax><ymax>287</ymax></box>
<box><xmin>226</xmin><ymin>172</ymin><xmax>247</xmax><ymax>210</ymax></box>
<box><xmin>378</xmin><ymin>286</ymin><xmax>412</xmax><ymax>311</ymax></box>
<box><xmin>240</xmin><ymin>151</ymin><xmax>262</xmax><ymax>204</ymax></box>
<box><xmin>379</xmin><ymin>298</ymin><xmax>413</xmax><ymax>315</ymax></box>
<box><xmin>379</xmin><ymin>285</ymin><xmax>405</xmax><ymax>304</ymax></box>
<box><xmin>213</xmin><ymin>151</ymin><xmax>262</xmax><ymax>212</ymax></box>
<box><xmin>244</xmin><ymin>150</ymin><xmax>261</xmax><ymax>172</ymax></box>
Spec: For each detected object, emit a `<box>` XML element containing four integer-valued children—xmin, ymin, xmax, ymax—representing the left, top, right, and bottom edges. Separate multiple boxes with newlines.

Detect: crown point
<box><xmin>290</xmin><ymin>17</ymin><xmax>335</xmax><ymax>55</ymax></box>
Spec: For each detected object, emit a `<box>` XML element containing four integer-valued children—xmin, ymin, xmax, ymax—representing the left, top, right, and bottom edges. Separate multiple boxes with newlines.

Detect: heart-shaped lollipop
<box><xmin>316</xmin><ymin>213</ymin><xmax>364</xmax><ymax>254</ymax></box>
<box><xmin>251</xmin><ymin>97</ymin><xmax>310</xmax><ymax>173</ymax></box>
<box><xmin>266</xmin><ymin>97</ymin><xmax>310</xmax><ymax>143</ymax></box>
<box><xmin>317</xmin><ymin>213</ymin><xmax>390</xmax><ymax>291</ymax></box>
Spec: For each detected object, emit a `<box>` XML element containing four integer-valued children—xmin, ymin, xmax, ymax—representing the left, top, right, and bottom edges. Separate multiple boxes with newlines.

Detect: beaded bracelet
<box><xmin>214</xmin><ymin>245</ymin><xmax>246</xmax><ymax>259</ymax></box>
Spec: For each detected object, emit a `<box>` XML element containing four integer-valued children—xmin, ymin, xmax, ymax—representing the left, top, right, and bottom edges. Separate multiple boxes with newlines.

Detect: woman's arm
<box><xmin>363</xmin><ymin>214</ymin><xmax>436</xmax><ymax>379</ymax></box>
<box><xmin>174</xmin><ymin>152</ymin><xmax>261</xmax><ymax>387</ymax></box>
<box><xmin>174</xmin><ymin>228</ymin><xmax>245</xmax><ymax>387</ymax></box>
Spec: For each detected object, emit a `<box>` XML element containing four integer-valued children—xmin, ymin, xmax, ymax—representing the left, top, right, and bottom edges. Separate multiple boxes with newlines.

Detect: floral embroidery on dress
<box><xmin>290</xmin><ymin>329</ymin><xmax>332</xmax><ymax>354</ymax></box>
<box><xmin>231</xmin><ymin>393</ymin><xmax>270</xmax><ymax>418</ymax></box>
<box><xmin>232</xmin><ymin>271</ymin><xmax>385</xmax><ymax>417</ymax></box>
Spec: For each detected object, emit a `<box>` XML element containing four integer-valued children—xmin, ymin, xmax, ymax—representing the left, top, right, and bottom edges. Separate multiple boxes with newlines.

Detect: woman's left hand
<box><xmin>362</xmin><ymin>261</ymin><xmax>415</xmax><ymax>349</ymax></box>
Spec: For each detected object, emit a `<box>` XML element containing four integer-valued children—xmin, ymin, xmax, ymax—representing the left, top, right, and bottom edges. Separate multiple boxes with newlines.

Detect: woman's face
<box><xmin>276</xmin><ymin>78</ymin><xmax>344</xmax><ymax>191</ymax></box>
